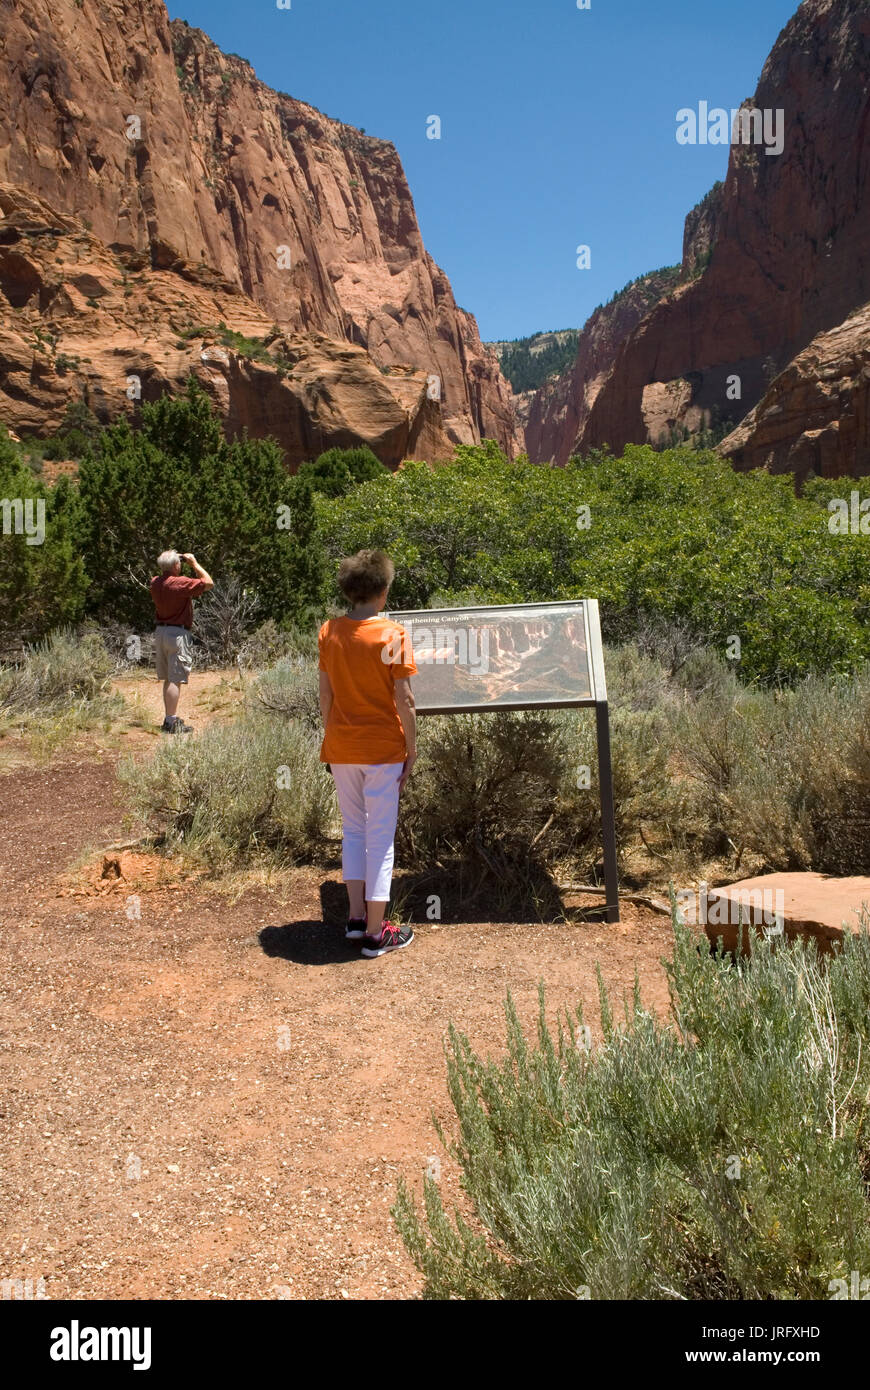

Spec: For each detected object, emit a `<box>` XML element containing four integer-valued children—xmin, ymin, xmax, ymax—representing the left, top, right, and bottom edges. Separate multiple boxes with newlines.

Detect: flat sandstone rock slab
<box><xmin>704</xmin><ymin>873</ymin><xmax>870</xmax><ymax>952</ymax></box>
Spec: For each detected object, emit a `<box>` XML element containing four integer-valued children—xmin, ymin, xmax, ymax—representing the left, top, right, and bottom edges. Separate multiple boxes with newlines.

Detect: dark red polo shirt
<box><xmin>150</xmin><ymin>575</ymin><xmax>207</xmax><ymax>630</ymax></box>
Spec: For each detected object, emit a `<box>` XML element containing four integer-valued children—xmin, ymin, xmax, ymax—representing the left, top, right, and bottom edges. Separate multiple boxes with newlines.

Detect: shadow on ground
<box><xmin>258</xmin><ymin>879</ymin><xmax>366</xmax><ymax>965</ymax></box>
<box><xmin>258</xmin><ymin>868</ymin><xmax>614</xmax><ymax>966</ymax></box>
<box><xmin>390</xmin><ymin>865</ymin><xmax>611</xmax><ymax>925</ymax></box>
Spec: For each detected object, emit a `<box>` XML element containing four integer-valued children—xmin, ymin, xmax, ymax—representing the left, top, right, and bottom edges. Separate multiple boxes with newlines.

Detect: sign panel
<box><xmin>387</xmin><ymin>600</ymin><xmax>603</xmax><ymax>715</ymax></box>
<box><xmin>388</xmin><ymin>598</ymin><xmax>618</xmax><ymax>921</ymax></box>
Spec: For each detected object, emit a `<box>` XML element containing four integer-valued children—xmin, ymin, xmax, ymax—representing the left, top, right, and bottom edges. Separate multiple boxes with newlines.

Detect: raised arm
<box><xmin>182</xmin><ymin>553</ymin><xmax>214</xmax><ymax>590</ymax></box>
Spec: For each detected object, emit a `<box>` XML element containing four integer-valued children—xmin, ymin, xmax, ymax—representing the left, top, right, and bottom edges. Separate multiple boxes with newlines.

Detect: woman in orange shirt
<box><xmin>319</xmin><ymin>550</ymin><xmax>417</xmax><ymax>957</ymax></box>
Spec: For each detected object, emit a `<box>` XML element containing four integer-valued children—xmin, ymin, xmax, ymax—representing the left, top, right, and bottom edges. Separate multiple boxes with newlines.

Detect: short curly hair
<box><xmin>157</xmin><ymin>549</ymin><xmax>181</xmax><ymax>575</ymax></box>
<box><xmin>337</xmin><ymin>549</ymin><xmax>395</xmax><ymax>604</ymax></box>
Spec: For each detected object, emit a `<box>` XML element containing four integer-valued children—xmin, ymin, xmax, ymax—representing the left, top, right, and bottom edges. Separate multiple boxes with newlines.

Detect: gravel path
<box><xmin>0</xmin><ymin>734</ymin><xmax>675</xmax><ymax>1300</ymax></box>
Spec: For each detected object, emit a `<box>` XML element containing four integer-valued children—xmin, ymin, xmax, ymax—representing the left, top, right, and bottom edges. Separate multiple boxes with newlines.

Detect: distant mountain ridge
<box><xmin>483</xmin><ymin>330</ymin><xmax>579</xmax><ymax>437</ymax></box>
<box><xmin>486</xmin><ymin>330</ymin><xmax>580</xmax><ymax>393</ymax></box>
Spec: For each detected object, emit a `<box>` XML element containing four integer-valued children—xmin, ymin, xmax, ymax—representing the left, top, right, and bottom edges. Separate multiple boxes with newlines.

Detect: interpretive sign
<box><xmin>386</xmin><ymin>600</ymin><xmax>599</xmax><ymax>712</ymax></box>
<box><xmin>388</xmin><ymin>600</ymin><xmax>619</xmax><ymax>921</ymax></box>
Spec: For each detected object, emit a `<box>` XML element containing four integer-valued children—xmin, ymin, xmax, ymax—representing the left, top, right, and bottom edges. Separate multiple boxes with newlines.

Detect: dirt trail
<box><xmin>0</xmin><ymin>681</ymin><xmax>675</xmax><ymax>1300</ymax></box>
<box><xmin>110</xmin><ymin>668</ymin><xmax>247</xmax><ymax>745</ymax></box>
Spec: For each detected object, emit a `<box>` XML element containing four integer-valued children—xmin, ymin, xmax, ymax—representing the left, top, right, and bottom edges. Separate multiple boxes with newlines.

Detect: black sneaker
<box><xmin>165</xmin><ymin>716</ymin><xmax>193</xmax><ymax>734</ymax></box>
<box><xmin>345</xmin><ymin>917</ymin><xmax>367</xmax><ymax>941</ymax></box>
<box><xmin>361</xmin><ymin>921</ymin><xmax>414</xmax><ymax>957</ymax></box>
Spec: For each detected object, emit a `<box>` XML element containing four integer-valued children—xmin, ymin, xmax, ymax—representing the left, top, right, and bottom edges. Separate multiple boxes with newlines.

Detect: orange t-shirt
<box><xmin>318</xmin><ymin>616</ymin><xmax>417</xmax><ymax>765</ymax></box>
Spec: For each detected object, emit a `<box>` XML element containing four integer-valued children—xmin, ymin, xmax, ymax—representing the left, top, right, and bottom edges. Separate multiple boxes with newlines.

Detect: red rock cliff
<box><xmin>525</xmin><ymin>268</ymin><xmax>682</xmax><ymax>465</ymax></box>
<box><xmin>528</xmin><ymin>0</ymin><xmax>870</xmax><ymax>474</ymax></box>
<box><xmin>0</xmin><ymin>0</ymin><xmax>518</xmax><ymax>462</ymax></box>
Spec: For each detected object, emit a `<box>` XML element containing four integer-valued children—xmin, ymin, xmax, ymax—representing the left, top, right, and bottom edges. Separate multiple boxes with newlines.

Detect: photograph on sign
<box><xmin>387</xmin><ymin>601</ymin><xmax>597</xmax><ymax>713</ymax></box>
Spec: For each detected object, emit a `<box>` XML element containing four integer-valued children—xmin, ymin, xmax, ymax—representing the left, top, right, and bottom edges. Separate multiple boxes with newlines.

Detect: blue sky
<box><xmin>166</xmin><ymin>0</ymin><xmax>798</xmax><ymax>342</ymax></box>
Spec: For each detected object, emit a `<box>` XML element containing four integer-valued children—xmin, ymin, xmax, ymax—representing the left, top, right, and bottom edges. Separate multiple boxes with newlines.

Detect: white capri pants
<box><xmin>330</xmin><ymin>762</ymin><xmax>402</xmax><ymax>903</ymax></box>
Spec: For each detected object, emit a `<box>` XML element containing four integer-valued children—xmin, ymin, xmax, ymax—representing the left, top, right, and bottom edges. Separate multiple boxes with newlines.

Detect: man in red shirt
<box><xmin>149</xmin><ymin>550</ymin><xmax>214</xmax><ymax>733</ymax></box>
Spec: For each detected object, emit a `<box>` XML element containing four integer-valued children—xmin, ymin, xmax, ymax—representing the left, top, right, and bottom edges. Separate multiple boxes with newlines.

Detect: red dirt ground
<box><xmin>0</xmin><ymin>680</ymin><xmax>676</xmax><ymax>1300</ymax></box>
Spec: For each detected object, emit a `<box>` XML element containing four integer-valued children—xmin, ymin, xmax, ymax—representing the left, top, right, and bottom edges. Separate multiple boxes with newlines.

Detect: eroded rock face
<box><xmin>528</xmin><ymin>0</ymin><xmax>870</xmax><ymax>474</ymax></box>
<box><xmin>717</xmin><ymin>302</ymin><xmax>870</xmax><ymax>481</ymax></box>
<box><xmin>0</xmin><ymin>185</ymin><xmax>444</xmax><ymax>467</ymax></box>
<box><xmin>525</xmin><ymin>269</ymin><xmax>681</xmax><ymax>465</ymax></box>
<box><xmin>681</xmin><ymin>181</ymin><xmax>725</xmax><ymax>280</ymax></box>
<box><xmin>0</xmin><ymin>0</ymin><xmax>518</xmax><ymax>460</ymax></box>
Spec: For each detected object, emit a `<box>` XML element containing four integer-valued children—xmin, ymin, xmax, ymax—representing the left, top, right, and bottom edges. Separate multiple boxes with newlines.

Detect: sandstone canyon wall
<box><xmin>524</xmin><ymin>268</ymin><xmax>681</xmax><ymax>466</ymax></box>
<box><xmin>527</xmin><ymin>0</ymin><xmax>870</xmax><ymax>479</ymax></box>
<box><xmin>717</xmin><ymin>301</ymin><xmax>870</xmax><ymax>480</ymax></box>
<box><xmin>0</xmin><ymin>0</ymin><xmax>519</xmax><ymax>464</ymax></box>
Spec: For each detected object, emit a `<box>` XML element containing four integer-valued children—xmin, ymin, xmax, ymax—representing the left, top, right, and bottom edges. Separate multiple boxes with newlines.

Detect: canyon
<box><xmin>0</xmin><ymin>0</ymin><xmax>519</xmax><ymax>466</ymax></box>
<box><xmin>2</xmin><ymin>0</ymin><xmax>868</xmax><ymax>483</ymax></box>
<box><xmin>526</xmin><ymin>0</ymin><xmax>870</xmax><ymax>481</ymax></box>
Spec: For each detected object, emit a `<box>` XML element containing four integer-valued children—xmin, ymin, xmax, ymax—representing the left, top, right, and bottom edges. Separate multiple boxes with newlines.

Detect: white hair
<box><xmin>157</xmin><ymin>549</ymin><xmax>181</xmax><ymax>574</ymax></box>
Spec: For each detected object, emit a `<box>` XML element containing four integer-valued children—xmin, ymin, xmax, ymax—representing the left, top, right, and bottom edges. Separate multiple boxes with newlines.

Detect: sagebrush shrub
<box><xmin>237</xmin><ymin>619</ymin><xmax>318</xmax><ymax>672</ymax></box>
<box><xmin>118</xmin><ymin>711</ymin><xmax>335</xmax><ymax>867</ymax></box>
<box><xmin>394</xmin><ymin>918</ymin><xmax>870</xmax><ymax>1299</ymax></box>
<box><xmin>396</xmin><ymin>710</ymin><xmax>568</xmax><ymax>872</ymax></box>
<box><xmin>0</xmin><ymin>628</ymin><xmax>116</xmax><ymax>711</ymax></box>
<box><xmin>117</xmin><ymin>643</ymin><xmax>870</xmax><ymax>884</ymax></box>
<box><xmin>192</xmin><ymin>576</ymin><xmax>262</xmax><ymax>667</ymax></box>
<box><xmin>679</xmin><ymin>666</ymin><xmax>870</xmax><ymax>873</ymax></box>
<box><xmin>249</xmin><ymin>657</ymin><xmax>321</xmax><ymax>733</ymax></box>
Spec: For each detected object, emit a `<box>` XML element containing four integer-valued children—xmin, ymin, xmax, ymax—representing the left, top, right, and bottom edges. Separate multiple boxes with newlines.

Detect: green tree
<box><xmin>32</xmin><ymin>400</ymin><xmax>102</xmax><ymax>462</ymax></box>
<box><xmin>497</xmin><ymin>332</ymin><xmax>581</xmax><ymax>394</ymax></box>
<box><xmin>296</xmin><ymin>445</ymin><xmax>388</xmax><ymax>499</ymax></box>
<box><xmin>76</xmin><ymin>379</ymin><xmax>327</xmax><ymax>630</ymax></box>
<box><xmin>0</xmin><ymin>427</ymin><xmax>88</xmax><ymax>643</ymax></box>
<box><xmin>317</xmin><ymin>441</ymin><xmax>870</xmax><ymax>684</ymax></box>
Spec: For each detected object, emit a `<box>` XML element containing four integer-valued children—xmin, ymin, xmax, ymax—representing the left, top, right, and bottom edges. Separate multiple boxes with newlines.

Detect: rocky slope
<box><xmin>0</xmin><ymin>0</ymin><xmax>518</xmax><ymax>463</ymax></box>
<box><xmin>488</xmin><ymin>330</ymin><xmax>579</xmax><ymax>361</ymax></box>
<box><xmin>0</xmin><ymin>185</ymin><xmax>447</xmax><ymax>466</ymax></box>
<box><xmin>528</xmin><ymin>0</ymin><xmax>870</xmax><ymax>474</ymax></box>
<box><xmin>680</xmin><ymin>181</ymin><xmax>725</xmax><ymax>279</ymax></box>
<box><xmin>487</xmin><ymin>330</ymin><xmax>579</xmax><ymax>435</ymax></box>
<box><xmin>717</xmin><ymin>300</ymin><xmax>870</xmax><ymax>480</ymax></box>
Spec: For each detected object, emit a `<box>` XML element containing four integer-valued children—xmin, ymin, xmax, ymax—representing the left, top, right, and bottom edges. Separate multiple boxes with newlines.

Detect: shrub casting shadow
<box><xmin>391</xmin><ymin>861</ymin><xmax>569</xmax><ymax>925</ymax></box>
<box><xmin>257</xmin><ymin>867</ymin><xmax>603</xmax><ymax>964</ymax></box>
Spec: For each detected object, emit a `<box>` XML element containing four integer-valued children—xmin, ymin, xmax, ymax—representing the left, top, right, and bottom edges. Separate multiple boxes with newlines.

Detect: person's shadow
<box><xmin>258</xmin><ymin>880</ymin><xmax>364</xmax><ymax>965</ymax></box>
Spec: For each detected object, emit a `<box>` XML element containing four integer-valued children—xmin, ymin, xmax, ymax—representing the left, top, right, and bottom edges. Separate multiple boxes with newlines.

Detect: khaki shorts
<box><xmin>154</xmin><ymin>626</ymin><xmax>193</xmax><ymax>684</ymax></box>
